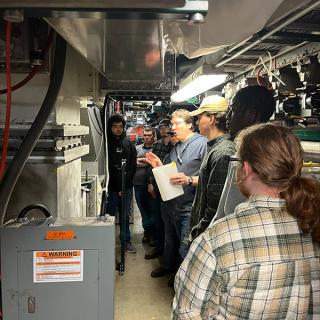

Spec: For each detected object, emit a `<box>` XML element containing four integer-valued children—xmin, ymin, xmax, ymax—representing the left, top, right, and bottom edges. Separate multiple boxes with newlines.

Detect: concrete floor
<box><xmin>114</xmin><ymin>201</ymin><xmax>174</xmax><ymax>320</ymax></box>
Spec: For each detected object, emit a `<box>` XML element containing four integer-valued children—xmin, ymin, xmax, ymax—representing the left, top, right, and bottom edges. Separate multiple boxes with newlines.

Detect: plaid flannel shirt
<box><xmin>147</xmin><ymin>138</ymin><xmax>172</xmax><ymax>185</ymax></box>
<box><xmin>189</xmin><ymin>134</ymin><xmax>235</xmax><ymax>240</ymax></box>
<box><xmin>152</xmin><ymin>138</ymin><xmax>172</xmax><ymax>162</ymax></box>
<box><xmin>172</xmin><ymin>196</ymin><xmax>320</xmax><ymax>319</ymax></box>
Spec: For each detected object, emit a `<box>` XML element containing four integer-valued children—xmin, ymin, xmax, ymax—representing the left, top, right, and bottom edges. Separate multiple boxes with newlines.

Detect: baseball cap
<box><xmin>189</xmin><ymin>95</ymin><xmax>228</xmax><ymax>116</ymax></box>
<box><xmin>158</xmin><ymin>118</ymin><xmax>171</xmax><ymax>128</ymax></box>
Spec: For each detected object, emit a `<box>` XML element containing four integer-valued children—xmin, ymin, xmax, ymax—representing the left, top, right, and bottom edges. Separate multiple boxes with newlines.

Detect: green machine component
<box><xmin>1</xmin><ymin>217</ymin><xmax>115</xmax><ymax>320</ymax></box>
<box><xmin>293</xmin><ymin>128</ymin><xmax>320</xmax><ymax>141</ymax></box>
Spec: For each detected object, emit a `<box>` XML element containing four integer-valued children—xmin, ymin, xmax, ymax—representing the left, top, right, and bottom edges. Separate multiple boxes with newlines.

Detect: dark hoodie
<box><xmin>107</xmin><ymin>115</ymin><xmax>137</xmax><ymax>192</ymax></box>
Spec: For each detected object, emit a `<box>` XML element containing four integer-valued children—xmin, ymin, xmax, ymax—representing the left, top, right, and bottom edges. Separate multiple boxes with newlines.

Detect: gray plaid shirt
<box><xmin>172</xmin><ymin>196</ymin><xmax>320</xmax><ymax>319</ymax></box>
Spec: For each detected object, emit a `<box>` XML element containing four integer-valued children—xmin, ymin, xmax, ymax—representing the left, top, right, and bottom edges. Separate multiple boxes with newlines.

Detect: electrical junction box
<box><xmin>0</xmin><ymin>217</ymin><xmax>115</xmax><ymax>320</ymax></box>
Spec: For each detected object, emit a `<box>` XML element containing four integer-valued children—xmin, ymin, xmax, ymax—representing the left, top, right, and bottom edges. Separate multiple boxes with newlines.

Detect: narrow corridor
<box><xmin>115</xmin><ymin>200</ymin><xmax>174</xmax><ymax>320</ymax></box>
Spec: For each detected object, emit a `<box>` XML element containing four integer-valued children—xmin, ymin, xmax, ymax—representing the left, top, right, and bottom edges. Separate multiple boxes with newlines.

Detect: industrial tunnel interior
<box><xmin>0</xmin><ymin>1</ymin><xmax>319</xmax><ymax>319</ymax></box>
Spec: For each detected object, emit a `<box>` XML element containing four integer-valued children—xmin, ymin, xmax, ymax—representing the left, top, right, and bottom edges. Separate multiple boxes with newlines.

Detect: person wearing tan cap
<box><xmin>185</xmin><ymin>95</ymin><xmax>235</xmax><ymax>244</ymax></box>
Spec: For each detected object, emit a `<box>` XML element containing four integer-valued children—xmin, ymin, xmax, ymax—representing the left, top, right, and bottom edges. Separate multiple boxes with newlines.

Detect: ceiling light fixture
<box><xmin>171</xmin><ymin>74</ymin><xmax>227</xmax><ymax>103</ymax></box>
<box><xmin>171</xmin><ymin>64</ymin><xmax>227</xmax><ymax>103</ymax></box>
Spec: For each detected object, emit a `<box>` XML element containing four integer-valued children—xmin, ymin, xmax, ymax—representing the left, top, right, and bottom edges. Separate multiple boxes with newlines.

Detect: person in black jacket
<box><xmin>212</xmin><ymin>85</ymin><xmax>276</xmax><ymax>223</ymax></box>
<box><xmin>106</xmin><ymin>114</ymin><xmax>137</xmax><ymax>253</ymax></box>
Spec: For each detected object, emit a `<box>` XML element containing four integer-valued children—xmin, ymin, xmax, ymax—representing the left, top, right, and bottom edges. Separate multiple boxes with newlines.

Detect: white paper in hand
<box><xmin>152</xmin><ymin>162</ymin><xmax>184</xmax><ymax>201</ymax></box>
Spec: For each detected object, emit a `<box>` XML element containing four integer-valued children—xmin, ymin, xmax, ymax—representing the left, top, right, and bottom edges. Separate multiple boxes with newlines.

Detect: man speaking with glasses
<box><xmin>145</xmin><ymin>109</ymin><xmax>207</xmax><ymax>279</ymax></box>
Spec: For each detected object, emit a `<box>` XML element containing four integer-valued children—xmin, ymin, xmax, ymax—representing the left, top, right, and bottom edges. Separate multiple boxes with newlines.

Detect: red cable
<box><xmin>256</xmin><ymin>66</ymin><xmax>273</xmax><ymax>90</ymax></box>
<box><xmin>0</xmin><ymin>20</ymin><xmax>12</xmax><ymax>178</ymax></box>
<box><xmin>268</xmin><ymin>57</ymin><xmax>276</xmax><ymax>90</ymax></box>
<box><xmin>0</xmin><ymin>29</ymin><xmax>53</xmax><ymax>95</ymax></box>
<box><xmin>0</xmin><ymin>66</ymin><xmax>39</xmax><ymax>94</ymax></box>
<box><xmin>256</xmin><ymin>67</ymin><xmax>264</xmax><ymax>86</ymax></box>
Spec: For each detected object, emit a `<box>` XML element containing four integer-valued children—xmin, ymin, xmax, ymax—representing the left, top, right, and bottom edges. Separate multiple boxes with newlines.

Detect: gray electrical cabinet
<box><xmin>0</xmin><ymin>217</ymin><xmax>115</xmax><ymax>320</ymax></box>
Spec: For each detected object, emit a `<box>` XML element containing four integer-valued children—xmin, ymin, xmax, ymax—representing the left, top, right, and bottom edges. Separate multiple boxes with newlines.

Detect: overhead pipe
<box><xmin>215</xmin><ymin>0</ymin><xmax>320</xmax><ymax>68</ymax></box>
<box><xmin>225</xmin><ymin>0</ymin><xmax>316</xmax><ymax>54</ymax></box>
<box><xmin>225</xmin><ymin>35</ymin><xmax>254</xmax><ymax>55</ymax></box>
<box><xmin>236</xmin><ymin>41</ymin><xmax>308</xmax><ymax>80</ymax></box>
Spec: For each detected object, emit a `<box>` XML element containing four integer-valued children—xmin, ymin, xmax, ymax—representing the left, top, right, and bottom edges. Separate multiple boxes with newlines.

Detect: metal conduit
<box><xmin>216</xmin><ymin>0</ymin><xmax>320</xmax><ymax>68</ymax></box>
<box><xmin>235</xmin><ymin>41</ymin><xmax>308</xmax><ymax>79</ymax></box>
<box><xmin>226</xmin><ymin>0</ymin><xmax>316</xmax><ymax>54</ymax></box>
<box><xmin>225</xmin><ymin>35</ymin><xmax>254</xmax><ymax>54</ymax></box>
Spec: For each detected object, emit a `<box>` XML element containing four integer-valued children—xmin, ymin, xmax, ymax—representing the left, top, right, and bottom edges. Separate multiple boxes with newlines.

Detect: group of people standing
<box><xmin>105</xmin><ymin>114</ymin><xmax>175</xmax><ymax>256</ymax></box>
<box><xmin>105</xmin><ymin>85</ymin><xmax>320</xmax><ymax>319</ymax></box>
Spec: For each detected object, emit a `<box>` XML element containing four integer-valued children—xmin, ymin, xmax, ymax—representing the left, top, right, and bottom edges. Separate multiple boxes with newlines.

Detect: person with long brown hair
<box><xmin>172</xmin><ymin>124</ymin><xmax>320</xmax><ymax>319</ymax></box>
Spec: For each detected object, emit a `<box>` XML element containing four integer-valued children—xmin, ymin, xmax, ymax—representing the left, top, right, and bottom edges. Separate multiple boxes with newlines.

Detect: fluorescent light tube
<box><xmin>171</xmin><ymin>74</ymin><xmax>227</xmax><ymax>103</ymax></box>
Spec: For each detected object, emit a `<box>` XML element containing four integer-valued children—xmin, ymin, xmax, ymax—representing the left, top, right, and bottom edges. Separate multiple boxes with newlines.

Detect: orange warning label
<box><xmin>33</xmin><ymin>250</ymin><xmax>83</xmax><ymax>283</ymax></box>
<box><xmin>36</xmin><ymin>251</ymin><xmax>81</xmax><ymax>258</ymax></box>
<box><xmin>45</xmin><ymin>230</ymin><xmax>75</xmax><ymax>240</ymax></box>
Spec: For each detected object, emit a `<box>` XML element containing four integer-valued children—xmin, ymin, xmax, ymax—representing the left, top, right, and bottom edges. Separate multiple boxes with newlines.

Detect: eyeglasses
<box><xmin>170</xmin><ymin>120</ymin><xmax>185</xmax><ymax>128</ymax></box>
<box><xmin>143</xmin><ymin>134</ymin><xmax>153</xmax><ymax>137</ymax></box>
<box><xmin>228</xmin><ymin>155</ymin><xmax>242</xmax><ymax>162</ymax></box>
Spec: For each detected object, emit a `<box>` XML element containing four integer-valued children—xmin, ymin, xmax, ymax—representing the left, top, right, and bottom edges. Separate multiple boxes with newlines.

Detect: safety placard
<box><xmin>45</xmin><ymin>230</ymin><xmax>76</xmax><ymax>240</ymax></box>
<box><xmin>33</xmin><ymin>250</ymin><xmax>83</xmax><ymax>283</ymax></box>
